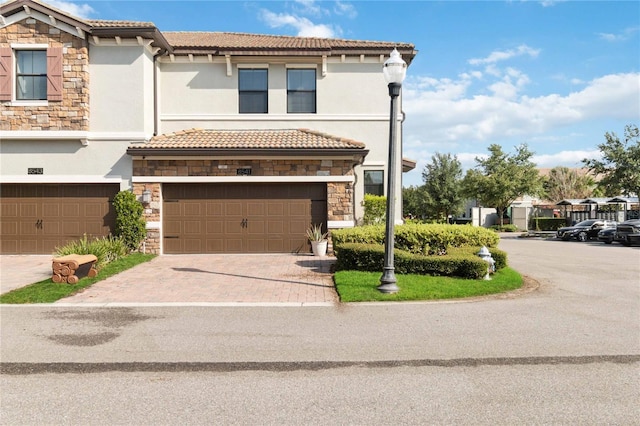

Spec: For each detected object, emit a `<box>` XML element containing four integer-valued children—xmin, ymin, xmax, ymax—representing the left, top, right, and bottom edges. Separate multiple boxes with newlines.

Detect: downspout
<box><xmin>153</xmin><ymin>52</ymin><xmax>159</xmax><ymax>136</ymax></box>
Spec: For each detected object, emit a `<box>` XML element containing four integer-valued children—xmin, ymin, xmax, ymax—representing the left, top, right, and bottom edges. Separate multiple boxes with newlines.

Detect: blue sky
<box><xmin>37</xmin><ymin>0</ymin><xmax>640</xmax><ymax>186</ymax></box>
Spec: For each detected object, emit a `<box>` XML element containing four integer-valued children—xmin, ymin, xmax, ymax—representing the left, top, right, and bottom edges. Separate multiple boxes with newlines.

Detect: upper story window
<box><xmin>16</xmin><ymin>50</ymin><xmax>47</xmax><ymax>100</ymax></box>
<box><xmin>287</xmin><ymin>69</ymin><xmax>316</xmax><ymax>113</ymax></box>
<box><xmin>0</xmin><ymin>46</ymin><xmax>63</xmax><ymax>103</ymax></box>
<box><xmin>238</xmin><ymin>69</ymin><xmax>268</xmax><ymax>114</ymax></box>
<box><xmin>364</xmin><ymin>170</ymin><xmax>384</xmax><ymax>196</ymax></box>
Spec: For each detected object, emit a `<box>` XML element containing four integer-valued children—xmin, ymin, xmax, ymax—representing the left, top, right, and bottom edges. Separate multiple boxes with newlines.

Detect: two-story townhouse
<box><xmin>0</xmin><ymin>0</ymin><xmax>417</xmax><ymax>255</ymax></box>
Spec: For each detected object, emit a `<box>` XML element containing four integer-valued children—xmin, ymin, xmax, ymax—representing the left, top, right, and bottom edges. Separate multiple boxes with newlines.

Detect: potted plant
<box><xmin>306</xmin><ymin>223</ymin><xmax>329</xmax><ymax>257</ymax></box>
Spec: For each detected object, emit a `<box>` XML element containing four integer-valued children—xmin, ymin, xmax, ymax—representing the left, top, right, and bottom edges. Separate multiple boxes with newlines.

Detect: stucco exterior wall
<box><xmin>89</xmin><ymin>44</ymin><xmax>154</xmax><ymax>136</ymax></box>
<box><xmin>156</xmin><ymin>56</ymin><xmax>404</xmax><ymax>223</ymax></box>
<box><xmin>0</xmin><ymin>19</ymin><xmax>89</xmax><ymax>131</ymax></box>
<box><xmin>0</xmin><ymin>140</ymin><xmax>131</xmax><ymax>188</ymax></box>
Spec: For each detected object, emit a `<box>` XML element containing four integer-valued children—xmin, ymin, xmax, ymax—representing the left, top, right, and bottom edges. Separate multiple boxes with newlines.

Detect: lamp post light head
<box><xmin>383</xmin><ymin>48</ymin><xmax>407</xmax><ymax>85</ymax></box>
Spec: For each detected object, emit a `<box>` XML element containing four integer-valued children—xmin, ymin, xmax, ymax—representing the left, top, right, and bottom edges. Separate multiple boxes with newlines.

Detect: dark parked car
<box><xmin>597</xmin><ymin>227</ymin><xmax>617</xmax><ymax>244</ymax></box>
<box><xmin>557</xmin><ymin>219</ymin><xmax>617</xmax><ymax>242</ymax></box>
<box><xmin>614</xmin><ymin>219</ymin><xmax>640</xmax><ymax>246</ymax></box>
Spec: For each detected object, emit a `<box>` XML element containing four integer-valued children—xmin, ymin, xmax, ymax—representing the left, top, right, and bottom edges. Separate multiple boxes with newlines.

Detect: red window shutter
<box><xmin>0</xmin><ymin>47</ymin><xmax>12</xmax><ymax>101</ymax></box>
<box><xmin>47</xmin><ymin>47</ymin><xmax>63</xmax><ymax>101</ymax></box>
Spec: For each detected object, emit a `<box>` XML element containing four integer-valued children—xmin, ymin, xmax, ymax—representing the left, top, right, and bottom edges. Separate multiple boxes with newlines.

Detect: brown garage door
<box><xmin>0</xmin><ymin>184</ymin><xmax>118</xmax><ymax>254</ymax></box>
<box><xmin>163</xmin><ymin>183</ymin><xmax>327</xmax><ymax>254</ymax></box>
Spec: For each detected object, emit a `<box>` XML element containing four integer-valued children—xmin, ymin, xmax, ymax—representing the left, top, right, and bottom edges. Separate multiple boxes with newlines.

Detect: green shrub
<box><xmin>113</xmin><ymin>190</ymin><xmax>147</xmax><ymax>252</ymax></box>
<box><xmin>530</xmin><ymin>217</ymin><xmax>567</xmax><ymax>231</ymax></box>
<box><xmin>362</xmin><ymin>194</ymin><xmax>386</xmax><ymax>225</ymax></box>
<box><xmin>332</xmin><ymin>223</ymin><xmax>499</xmax><ymax>255</ymax></box>
<box><xmin>450</xmin><ymin>246</ymin><xmax>507</xmax><ymax>270</ymax></box>
<box><xmin>335</xmin><ymin>243</ymin><xmax>492</xmax><ymax>279</ymax></box>
<box><xmin>54</xmin><ymin>234</ymin><xmax>127</xmax><ymax>270</ymax></box>
<box><xmin>490</xmin><ymin>224</ymin><xmax>519</xmax><ymax>232</ymax></box>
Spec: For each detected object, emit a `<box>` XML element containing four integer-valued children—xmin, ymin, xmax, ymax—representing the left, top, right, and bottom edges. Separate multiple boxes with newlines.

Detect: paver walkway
<box><xmin>55</xmin><ymin>254</ymin><xmax>338</xmax><ymax>304</ymax></box>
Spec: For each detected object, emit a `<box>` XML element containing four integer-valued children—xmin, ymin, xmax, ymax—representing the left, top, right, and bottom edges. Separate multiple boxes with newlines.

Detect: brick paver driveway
<box><xmin>55</xmin><ymin>254</ymin><xmax>338</xmax><ymax>305</ymax></box>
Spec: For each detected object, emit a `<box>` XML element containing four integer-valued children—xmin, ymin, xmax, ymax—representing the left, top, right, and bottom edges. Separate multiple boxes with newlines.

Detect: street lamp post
<box><xmin>378</xmin><ymin>48</ymin><xmax>407</xmax><ymax>294</ymax></box>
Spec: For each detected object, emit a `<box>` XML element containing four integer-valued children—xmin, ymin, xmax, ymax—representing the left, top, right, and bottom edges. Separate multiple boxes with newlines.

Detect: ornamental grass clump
<box><xmin>54</xmin><ymin>234</ymin><xmax>127</xmax><ymax>270</ymax></box>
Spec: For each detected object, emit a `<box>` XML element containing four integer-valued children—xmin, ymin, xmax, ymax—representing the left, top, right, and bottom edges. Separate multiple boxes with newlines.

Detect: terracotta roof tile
<box><xmin>87</xmin><ymin>19</ymin><xmax>156</xmax><ymax>28</ymax></box>
<box><xmin>130</xmin><ymin>128</ymin><xmax>367</xmax><ymax>151</ymax></box>
<box><xmin>163</xmin><ymin>32</ymin><xmax>415</xmax><ymax>56</ymax></box>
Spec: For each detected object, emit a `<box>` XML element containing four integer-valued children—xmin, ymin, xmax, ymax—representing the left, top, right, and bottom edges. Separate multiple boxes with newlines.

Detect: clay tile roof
<box><xmin>87</xmin><ymin>19</ymin><xmax>156</xmax><ymax>28</ymax></box>
<box><xmin>163</xmin><ymin>32</ymin><xmax>416</xmax><ymax>59</ymax></box>
<box><xmin>131</xmin><ymin>129</ymin><xmax>367</xmax><ymax>152</ymax></box>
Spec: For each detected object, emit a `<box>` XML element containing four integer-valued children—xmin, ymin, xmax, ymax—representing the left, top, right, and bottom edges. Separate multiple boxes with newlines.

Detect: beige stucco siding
<box><xmin>89</xmin><ymin>45</ymin><xmax>154</xmax><ymax>136</ymax></box>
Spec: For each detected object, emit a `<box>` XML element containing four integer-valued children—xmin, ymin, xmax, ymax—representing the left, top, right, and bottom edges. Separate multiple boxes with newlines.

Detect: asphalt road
<box><xmin>1</xmin><ymin>235</ymin><xmax>639</xmax><ymax>424</ymax></box>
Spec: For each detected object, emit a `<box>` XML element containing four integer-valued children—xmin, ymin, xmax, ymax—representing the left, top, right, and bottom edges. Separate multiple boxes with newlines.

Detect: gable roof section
<box><xmin>164</xmin><ymin>32</ymin><xmax>416</xmax><ymax>62</ymax></box>
<box><xmin>127</xmin><ymin>128</ymin><xmax>369</xmax><ymax>158</ymax></box>
<box><xmin>2</xmin><ymin>1</ymin><xmax>414</xmax><ymax>61</ymax></box>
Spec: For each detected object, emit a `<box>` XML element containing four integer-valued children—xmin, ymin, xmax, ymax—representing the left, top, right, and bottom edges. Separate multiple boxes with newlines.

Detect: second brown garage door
<box><xmin>163</xmin><ymin>183</ymin><xmax>327</xmax><ymax>254</ymax></box>
<box><xmin>0</xmin><ymin>183</ymin><xmax>118</xmax><ymax>254</ymax></box>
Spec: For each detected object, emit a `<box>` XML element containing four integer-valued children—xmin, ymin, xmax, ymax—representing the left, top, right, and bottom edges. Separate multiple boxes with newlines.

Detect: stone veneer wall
<box><xmin>133</xmin><ymin>158</ymin><xmax>355</xmax><ymax>178</ymax></box>
<box><xmin>0</xmin><ymin>19</ymin><xmax>89</xmax><ymax>130</ymax></box>
<box><xmin>132</xmin><ymin>158</ymin><xmax>357</xmax><ymax>254</ymax></box>
<box><xmin>132</xmin><ymin>183</ymin><xmax>161</xmax><ymax>254</ymax></box>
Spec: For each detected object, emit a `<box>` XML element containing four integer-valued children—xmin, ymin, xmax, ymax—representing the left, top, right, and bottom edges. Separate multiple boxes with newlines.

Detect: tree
<box><xmin>402</xmin><ymin>185</ymin><xmax>427</xmax><ymax>219</ymax></box>
<box><xmin>421</xmin><ymin>153</ymin><xmax>464</xmax><ymax>221</ymax></box>
<box><xmin>462</xmin><ymin>144</ymin><xmax>542</xmax><ymax>226</ymax></box>
<box><xmin>543</xmin><ymin>166</ymin><xmax>596</xmax><ymax>202</ymax></box>
<box><xmin>582</xmin><ymin>124</ymin><xmax>640</xmax><ymax>197</ymax></box>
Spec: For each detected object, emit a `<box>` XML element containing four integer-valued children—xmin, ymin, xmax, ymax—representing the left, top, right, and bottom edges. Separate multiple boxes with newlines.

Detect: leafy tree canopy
<box><xmin>543</xmin><ymin>166</ymin><xmax>596</xmax><ymax>202</ymax></box>
<box><xmin>462</xmin><ymin>143</ymin><xmax>542</xmax><ymax>225</ymax></box>
<box><xmin>582</xmin><ymin>124</ymin><xmax>640</xmax><ymax>197</ymax></box>
<box><xmin>421</xmin><ymin>152</ymin><xmax>464</xmax><ymax>221</ymax></box>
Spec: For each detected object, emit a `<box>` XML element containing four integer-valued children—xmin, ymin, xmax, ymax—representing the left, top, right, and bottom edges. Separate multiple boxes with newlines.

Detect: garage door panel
<box><xmin>20</xmin><ymin>203</ymin><xmax>38</xmax><ymax>217</ymax></box>
<box><xmin>182</xmin><ymin>238</ymin><xmax>202</xmax><ymax>253</ymax></box>
<box><xmin>207</xmin><ymin>202</ymin><xmax>223</xmax><ymax>216</ymax></box>
<box><xmin>0</xmin><ymin>184</ymin><xmax>117</xmax><ymax>254</ymax></box>
<box><xmin>183</xmin><ymin>220</ymin><xmax>202</xmax><ymax>234</ymax></box>
<box><xmin>225</xmin><ymin>202</ymin><xmax>243</xmax><ymax>216</ymax></box>
<box><xmin>225</xmin><ymin>239</ymin><xmax>244</xmax><ymax>252</ymax></box>
<box><xmin>289</xmin><ymin>201</ymin><xmax>309</xmax><ymax>217</ymax></box>
<box><xmin>246</xmin><ymin>239</ymin><xmax>265</xmax><ymax>252</ymax></box>
<box><xmin>164</xmin><ymin>220</ymin><xmax>182</xmax><ymax>235</ymax></box>
<box><xmin>163</xmin><ymin>183</ymin><xmax>326</xmax><ymax>254</ymax></box>
<box><xmin>247</xmin><ymin>220</ymin><xmax>265</xmax><ymax>235</ymax></box>
<box><xmin>268</xmin><ymin>220</ymin><xmax>284</xmax><ymax>234</ymax></box>
<box><xmin>61</xmin><ymin>221</ymin><xmax>80</xmax><ymax>236</ymax></box>
<box><xmin>183</xmin><ymin>202</ymin><xmax>202</xmax><ymax>216</ymax></box>
<box><xmin>267</xmin><ymin>239</ymin><xmax>284</xmax><ymax>252</ymax></box>
<box><xmin>206</xmin><ymin>220</ymin><xmax>224</xmax><ymax>234</ymax></box>
<box><xmin>267</xmin><ymin>202</ymin><xmax>284</xmax><ymax>216</ymax></box>
<box><xmin>20</xmin><ymin>221</ymin><xmax>38</xmax><ymax>235</ymax></box>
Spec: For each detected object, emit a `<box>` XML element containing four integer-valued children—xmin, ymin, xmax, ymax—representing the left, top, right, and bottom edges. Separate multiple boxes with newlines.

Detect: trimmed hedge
<box><xmin>530</xmin><ymin>217</ymin><xmax>567</xmax><ymax>231</ymax></box>
<box><xmin>335</xmin><ymin>243</ymin><xmax>501</xmax><ymax>280</ymax></box>
<box><xmin>332</xmin><ymin>223</ymin><xmax>500</xmax><ymax>255</ymax></box>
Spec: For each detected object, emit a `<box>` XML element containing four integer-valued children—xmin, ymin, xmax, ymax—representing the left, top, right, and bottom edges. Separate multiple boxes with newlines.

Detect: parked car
<box><xmin>557</xmin><ymin>219</ymin><xmax>617</xmax><ymax>242</ymax></box>
<box><xmin>597</xmin><ymin>227</ymin><xmax>617</xmax><ymax>244</ymax></box>
<box><xmin>614</xmin><ymin>219</ymin><xmax>640</xmax><ymax>246</ymax></box>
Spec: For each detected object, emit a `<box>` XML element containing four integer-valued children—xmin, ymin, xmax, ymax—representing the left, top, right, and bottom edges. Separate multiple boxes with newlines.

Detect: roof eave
<box><xmin>127</xmin><ymin>148</ymin><xmax>369</xmax><ymax>158</ymax></box>
<box><xmin>91</xmin><ymin>27</ymin><xmax>173</xmax><ymax>53</ymax></box>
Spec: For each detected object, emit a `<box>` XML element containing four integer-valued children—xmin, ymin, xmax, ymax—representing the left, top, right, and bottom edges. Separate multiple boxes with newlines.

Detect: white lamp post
<box><xmin>378</xmin><ymin>48</ymin><xmax>407</xmax><ymax>294</ymax></box>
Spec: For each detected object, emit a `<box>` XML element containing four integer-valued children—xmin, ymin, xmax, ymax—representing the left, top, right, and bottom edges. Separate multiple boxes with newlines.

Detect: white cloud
<box><xmin>46</xmin><ymin>0</ymin><xmax>94</xmax><ymax>19</ymax></box>
<box><xmin>259</xmin><ymin>9</ymin><xmax>338</xmax><ymax>38</ymax></box>
<box><xmin>469</xmin><ymin>44</ymin><xmax>540</xmax><ymax>66</ymax></box>
<box><xmin>403</xmin><ymin>72</ymin><xmax>640</xmax><ymax>144</ymax></box>
<box><xmin>292</xmin><ymin>0</ymin><xmax>325</xmax><ymax>17</ymax></box>
<box><xmin>533</xmin><ymin>150</ymin><xmax>601</xmax><ymax>168</ymax></box>
<box><xmin>598</xmin><ymin>27</ymin><xmax>640</xmax><ymax>42</ymax></box>
<box><xmin>334</xmin><ymin>1</ymin><xmax>357</xmax><ymax>19</ymax></box>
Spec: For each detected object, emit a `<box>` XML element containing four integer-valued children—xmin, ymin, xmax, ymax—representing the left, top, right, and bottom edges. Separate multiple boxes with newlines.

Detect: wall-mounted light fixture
<box><xmin>142</xmin><ymin>189</ymin><xmax>152</xmax><ymax>204</ymax></box>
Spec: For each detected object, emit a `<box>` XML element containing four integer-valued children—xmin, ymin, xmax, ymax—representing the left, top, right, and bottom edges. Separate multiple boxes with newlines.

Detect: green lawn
<box><xmin>334</xmin><ymin>267</ymin><xmax>523</xmax><ymax>302</ymax></box>
<box><xmin>0</xmin><ymin>253</ymin><xmax>156</xmax><ymax>304</ymax></box>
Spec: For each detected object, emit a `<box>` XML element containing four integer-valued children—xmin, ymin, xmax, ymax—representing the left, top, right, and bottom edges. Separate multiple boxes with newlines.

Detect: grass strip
<box><xmin>334</xmin><ymin>267</ymin><xmax>523</xmax><ymax>302</ymax></box>
<box><xmin>0</xmin><ymin>253</ymin><xmax>156</xmax><ymax>304</ymax></box>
